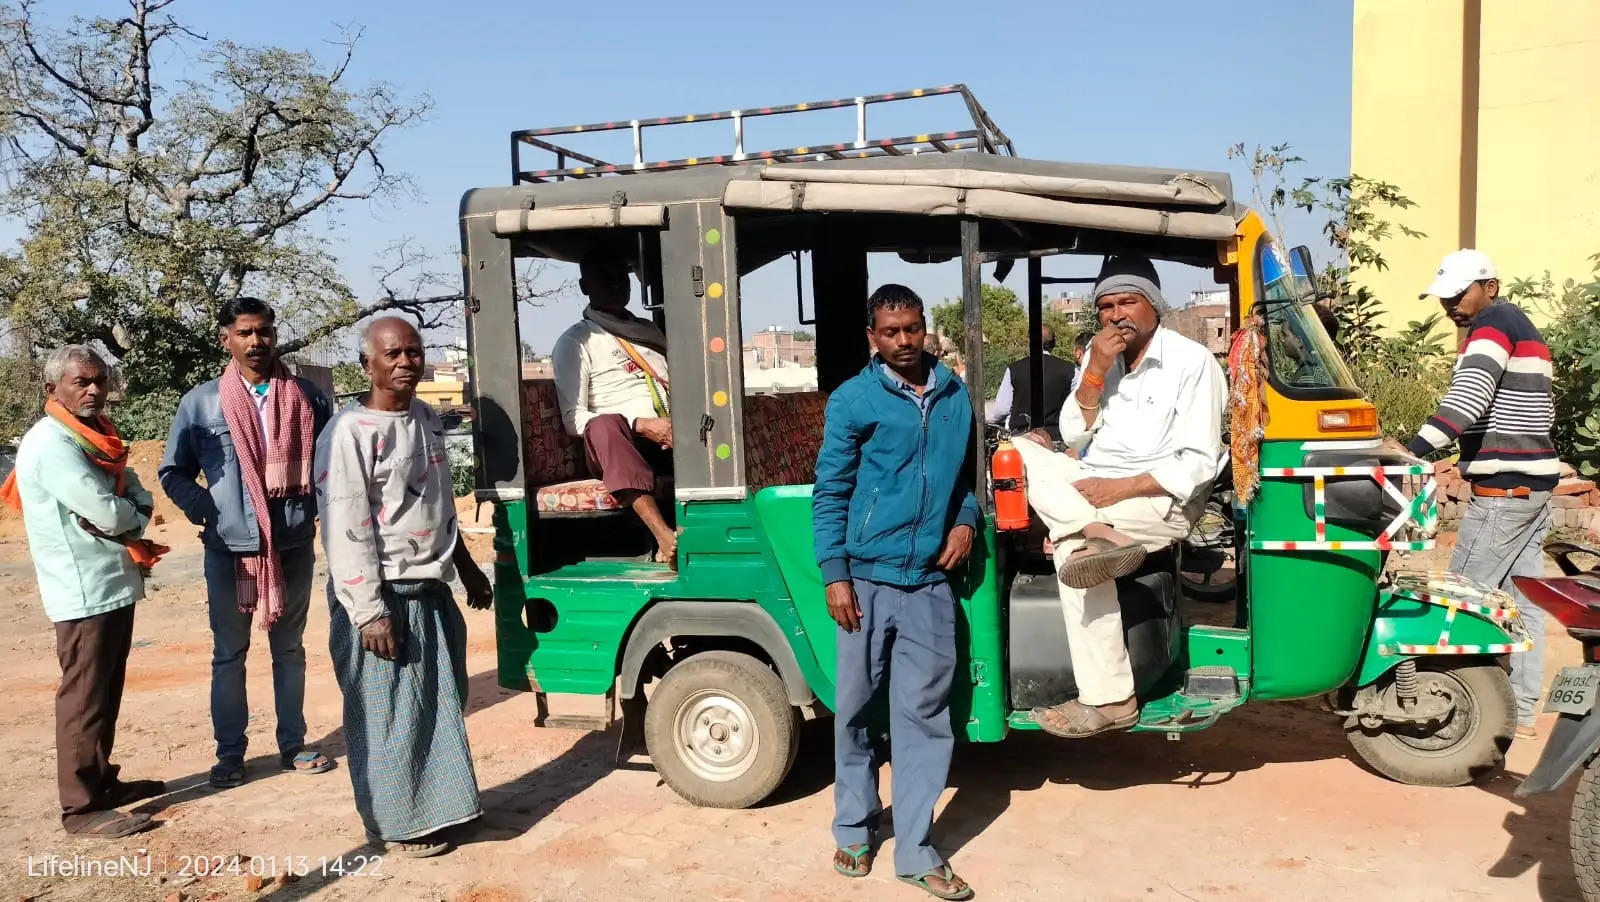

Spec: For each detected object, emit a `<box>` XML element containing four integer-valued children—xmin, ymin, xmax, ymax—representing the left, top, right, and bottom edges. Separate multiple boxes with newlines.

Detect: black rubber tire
<box><xmin>1179</xmin><ymin>499</ymin><xmax>1236</xmax><ymax>603</ymax></box>
<box><xmin>644</xmin><ymin>650</ymin><xmax>800</xmax><ymax>809</ymax></box>
<box><xmin>1345</xmin><ymin>660</ymin><xmax>1514</xmax><ymax>787</ymax></box>
<box><xmin>1571</xmin><ymin>762</ymin><xmax>1600</xmax><ymax>901</ymax></box>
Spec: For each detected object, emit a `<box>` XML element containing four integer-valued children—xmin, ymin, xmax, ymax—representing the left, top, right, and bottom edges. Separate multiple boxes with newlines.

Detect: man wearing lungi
<box><xmin>316</xmin><ymin>316</ymin><xmax>494</xmax><ymax>858</ymax></box>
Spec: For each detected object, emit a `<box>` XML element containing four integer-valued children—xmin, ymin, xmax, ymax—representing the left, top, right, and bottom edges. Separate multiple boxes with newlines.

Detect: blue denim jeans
<box><xmin>1449</xmin><ymin>493</ymin><xmax>1552</xmax><ymax>727</ymax></box>
<box><xmin>204</xmin><ymin>543</ymin><xmax>316</xmax><ymax>766</ymax></box>
<box><xmin>833</xmin><ymin>579</ymin><xmax>957</xmax><ymax>877</ymax></box>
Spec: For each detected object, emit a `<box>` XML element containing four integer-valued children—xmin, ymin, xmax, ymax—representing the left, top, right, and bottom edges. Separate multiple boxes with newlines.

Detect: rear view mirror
<box><xmin>1289</xmin><ymin>244</ymin><xmax>1326</xmax><ymax>303</ymax></box>
<box><xmin>1289</xmin><ymin>245</ymin><xmax>1315</xmax><ymax>281</ymax></box>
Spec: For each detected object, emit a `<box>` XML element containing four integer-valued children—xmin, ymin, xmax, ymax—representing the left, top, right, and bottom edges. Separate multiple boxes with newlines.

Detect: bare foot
<box><xmin>653</xmin><ymin>529</ymin><xmax>679</xmax><ymax>569</ymax></box>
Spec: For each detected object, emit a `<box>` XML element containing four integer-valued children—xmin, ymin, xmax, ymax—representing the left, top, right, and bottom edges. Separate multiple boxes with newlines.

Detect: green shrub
<box><xmin>447</xmin><ymin>441</ymin><xmax>475</xmax><ymax>498</ymax></box>
<box><xmin>114</xmin><ymin>388</ymin><xmax>183</xmax><ymax>442</ymax></box>
<box><xmin>1509</xmin><ymin>261</ymin><xmax>1600</xmax><ymax>475</ymax></box>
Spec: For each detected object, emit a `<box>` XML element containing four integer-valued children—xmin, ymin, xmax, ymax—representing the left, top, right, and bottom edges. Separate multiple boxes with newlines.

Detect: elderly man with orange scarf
<box><xmin>4</xmin><ymin>345</ymin><xmax>168</xmax><ymax>838</ymax></box>
<box><xmin>160</xmin><ymin>297</ymin><xmax>334</xmax><ymax>789</ymax></box>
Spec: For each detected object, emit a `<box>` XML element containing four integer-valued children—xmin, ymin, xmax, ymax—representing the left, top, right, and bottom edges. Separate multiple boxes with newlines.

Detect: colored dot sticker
<box><xmin>716</xmin><ymin>443</ymin><xmax>731</xmax><ymax>460</ymax></box>
<box><xmin>707</xmin><ymin>282</ymin><xmax>724</xmax><ymax>299</ymax></box>
<box><xmin>705</xmin><ymin>228</ymin><xmax>721</xmax><ymax>246</ymax></box>
<box><xmin>709</xmin><ymin>336</ymin><xmax>726</xmax><ymax>353</ymax></box>
<box><xmin>712</xmin><ymin>390</ymin><xmax>728</xmax><ymax>407</ymax></box>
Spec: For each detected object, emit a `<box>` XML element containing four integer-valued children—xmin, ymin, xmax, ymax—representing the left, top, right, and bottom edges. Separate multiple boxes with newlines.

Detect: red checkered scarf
<box><xmin>219</xmin><ymin>361</ymin><xmax>315</xmax><ymax>629</ymax></box>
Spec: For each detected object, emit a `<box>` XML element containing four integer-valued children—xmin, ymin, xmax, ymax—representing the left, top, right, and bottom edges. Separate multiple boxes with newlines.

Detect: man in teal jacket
<box><xmin>814</xmin><ymin>284</ymin><xmax>978</xmax><ymax>901</ymax></box>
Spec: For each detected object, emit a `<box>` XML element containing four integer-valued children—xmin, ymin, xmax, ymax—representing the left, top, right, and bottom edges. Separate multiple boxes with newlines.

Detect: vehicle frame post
<box><xmin>960</xmin><ymin>217</ymin><xmax>988</xmax><ymax>514</ymax></box>
<box><xmin>1026</xmin><ymin>255</ymin><xmax>1044</xmax><ymax>431</ymax></box>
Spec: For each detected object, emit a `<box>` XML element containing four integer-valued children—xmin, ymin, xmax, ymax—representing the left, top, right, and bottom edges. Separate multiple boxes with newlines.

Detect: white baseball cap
<box><xmin>1420</xmin><ymin>249</ymin><xmax>1497</xmax><ymax>299</ymax></box>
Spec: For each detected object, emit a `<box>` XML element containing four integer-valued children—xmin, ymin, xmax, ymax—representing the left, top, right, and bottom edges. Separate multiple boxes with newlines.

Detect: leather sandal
<box><xmin>66</xmin><ymin>809</ymin><xmax>154</xmax><ymax>839</ymax></box>
<box><xmin>1057</xmin><ymin>537</ymin><xmax>1146</xmax><ymax>589</ymax></box>
<box><xmin>1033</xmin><ymin>699</ymin><xmax>1140</xmax><ymax>738</ymax></box>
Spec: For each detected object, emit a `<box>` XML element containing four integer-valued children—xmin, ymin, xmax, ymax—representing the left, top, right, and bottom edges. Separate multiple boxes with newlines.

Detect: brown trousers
<box><xmin>55</xmin><ymin>603</ymin><xmax>135</xmax><ymax>829</ymax></box>
<box><xmin>583</xmin><ymin>414</ymin><xmax>672</xmax><ymax>497</ymax></box>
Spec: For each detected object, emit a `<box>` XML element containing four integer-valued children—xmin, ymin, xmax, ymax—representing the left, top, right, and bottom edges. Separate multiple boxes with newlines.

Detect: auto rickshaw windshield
<box><xmin>1259</xmin><ymin>238</ymin><xmax>1359</xmax><ymax>392</ymax></box>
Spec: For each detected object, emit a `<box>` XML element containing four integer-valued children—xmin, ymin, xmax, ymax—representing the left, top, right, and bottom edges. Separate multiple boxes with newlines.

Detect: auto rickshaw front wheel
<box><xmin>1343</xmin><ymin>659</ymin><xmax>1514</xmax><ymax>787</ymax></box>
<box><xmin>644</xmin><ymin>650</ymin><xmax>801</xmax><ymax>809</ymax></box>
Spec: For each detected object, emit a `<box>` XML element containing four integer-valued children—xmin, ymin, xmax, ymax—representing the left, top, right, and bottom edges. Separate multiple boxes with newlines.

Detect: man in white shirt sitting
<box><xmin>552</xmin><ymin>249</ymin><xmax>677</xmax><ymax>564</ymax></box>
<box><xmin>1012</xmin><ymin>257</ymin><xmax>1227</xmax><ymax>739</ymax></box>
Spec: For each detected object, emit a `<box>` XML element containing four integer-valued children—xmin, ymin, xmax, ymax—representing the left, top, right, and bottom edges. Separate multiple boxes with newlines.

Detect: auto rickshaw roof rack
<box><xmin>511</xmin><ymin>84</ymin><xmax>1016</xmax><ymax>184</ymax></box>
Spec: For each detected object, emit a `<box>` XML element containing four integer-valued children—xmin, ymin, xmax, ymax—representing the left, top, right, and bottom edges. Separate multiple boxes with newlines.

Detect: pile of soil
<box><xmin>1</xmin><ymin>438</ymin><xmax>498</xmax><ymax>557</ymax></box>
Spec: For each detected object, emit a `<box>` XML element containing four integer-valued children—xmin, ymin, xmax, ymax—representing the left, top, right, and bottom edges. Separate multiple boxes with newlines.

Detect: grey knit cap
<box><xmin>1092</xmin><ymin>255</ymin><xmax>1169</xmax><ymax>315</ymax></box>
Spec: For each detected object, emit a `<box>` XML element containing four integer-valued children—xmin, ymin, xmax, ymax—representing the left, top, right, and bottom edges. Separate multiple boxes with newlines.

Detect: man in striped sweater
<box><xmin>1408</xmin><ymin>249</ymin><xmax>1556</xmax><ymax>739</ymax></box>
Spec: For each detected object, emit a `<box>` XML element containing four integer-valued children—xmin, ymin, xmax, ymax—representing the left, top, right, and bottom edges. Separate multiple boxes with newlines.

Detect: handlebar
<box><xmin>1547</xmin><ymin>542</ymin><xmax>1600</xmax><ymax>577</ymax></box>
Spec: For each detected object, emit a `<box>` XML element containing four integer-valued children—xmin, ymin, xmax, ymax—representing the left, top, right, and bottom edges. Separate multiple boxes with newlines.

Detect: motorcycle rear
<box><xmin>1512</xmin><ymin>542</ymin><xmax>1600</xmax><ymax>902</ymax></box>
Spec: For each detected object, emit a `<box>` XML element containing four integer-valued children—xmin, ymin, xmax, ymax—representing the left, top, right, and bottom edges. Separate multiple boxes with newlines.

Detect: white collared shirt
<box><xmin>243</xmin><ymin>375</ymin><xmax>270</xmax><ymax>441</ymax></box>
<box><xmin>552</xmin><ymin>320</ymin><xmax>671</xmax><ymax>437</ymax></box>
<box><xmin>1059</xmin><ymin>326</ymin><xmax>1227</xmax><ymax>506</ymax></box>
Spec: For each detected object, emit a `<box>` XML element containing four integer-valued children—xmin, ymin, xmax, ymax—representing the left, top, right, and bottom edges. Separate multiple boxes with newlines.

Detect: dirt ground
<box><xmin>0</xmin><ymin>473</ymin><xmax>1585</xmax><ymax>901</ymax></box>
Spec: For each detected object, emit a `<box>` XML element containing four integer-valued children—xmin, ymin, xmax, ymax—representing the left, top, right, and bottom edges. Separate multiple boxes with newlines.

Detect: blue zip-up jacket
<box><xmin>813</xmin><ymin>355</ymin><xmax>981</xmax><ymax>588</ymax></box>
<box><xmin>158</xmin><ymin>375</ymin><xmax>333</xmax><ymax>554</ymax></box>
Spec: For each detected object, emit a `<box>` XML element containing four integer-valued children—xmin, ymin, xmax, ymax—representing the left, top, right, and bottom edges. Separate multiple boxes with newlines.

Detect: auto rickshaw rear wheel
<box><xmin>1344</xmin><ymin>659</ymin><xmax>1513</xmax><ymax>787</ymax></box>
<box><xmin>644</xmin><ymin>650</ymin><xmax>801</xmax><ymax>809</ymax></box>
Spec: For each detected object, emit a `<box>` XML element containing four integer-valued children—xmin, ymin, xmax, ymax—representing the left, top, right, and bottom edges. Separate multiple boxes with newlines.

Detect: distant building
<box><xmin>428</xmin><ymin>359</ymin><xmax>470</xmax><ymax>382</ymax></box>
<box><xmin>521</xmin><ymin>357</ymin><xmax>553</xmax><ymax>380</ymax></box>
<box><xmin>1166</xmin><ymin>300</ymin><xmax>1231</xmax><ymax>355</ymax></box>
<box><xmin>745</xmin><ymin>326</ymin><xmax>816</xmax><ymax>369</ymax></box>
<box><xmin>1047</xmin><ymin>293</ymin><xmax>1093</xmax><ymax>326</ymax></box>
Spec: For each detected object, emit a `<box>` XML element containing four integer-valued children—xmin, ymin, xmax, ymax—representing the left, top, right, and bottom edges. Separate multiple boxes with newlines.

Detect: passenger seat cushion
<box><xmin>535</xmin><ymin>478</ymin><xmax>621</xmax><ymax>514</ymax></box>
<box><xmin>521</xmin><ymin>380</ymin><xmax>587</xmax><ymax>486</ymax></box>
<box><xmin>744</xmin><ymin>391</ymin><xmax>828</xmax><ymax>491</ymax></box>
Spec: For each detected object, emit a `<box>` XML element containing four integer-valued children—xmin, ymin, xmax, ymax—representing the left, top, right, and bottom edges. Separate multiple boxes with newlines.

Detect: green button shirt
<box><xmin>15</xmin><ymin>417</ymin><xmax>153</xmax><ymax>623</ymax></box>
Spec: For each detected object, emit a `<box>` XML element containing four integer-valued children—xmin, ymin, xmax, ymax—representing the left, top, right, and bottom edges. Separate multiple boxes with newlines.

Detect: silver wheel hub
<box><xmin>675</xmin><ymin>690</ymin><xmax>759</xmax><ymax>782</ymax></box>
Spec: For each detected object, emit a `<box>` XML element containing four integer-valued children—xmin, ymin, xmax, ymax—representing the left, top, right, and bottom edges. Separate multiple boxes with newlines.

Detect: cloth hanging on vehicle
<box><xmin>583</xmin><ymin>305</ymin><xmax>668</xmax><ymax>355</ymax></box>
<box><xmin>614</xmin><ymin>337</ymin><xmax>670</xmax><ymax>418</ymax></box>
<box><xmin>1226</xmin><ymin>309</ymin><xmax>1269</xmax><ymax>505</ymax></box>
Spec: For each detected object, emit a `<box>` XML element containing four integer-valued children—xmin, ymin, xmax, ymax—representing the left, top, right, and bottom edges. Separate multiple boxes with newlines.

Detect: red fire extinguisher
<box><xmin>991</xmin><ymin>440</ymin><xmax>1029</xmax><ymax>531</ymax></box>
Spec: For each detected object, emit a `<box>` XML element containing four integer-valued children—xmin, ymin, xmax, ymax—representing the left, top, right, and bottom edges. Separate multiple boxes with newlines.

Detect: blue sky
<box><xmin>25</xmin><ymin>0</ymin><xmax>1354</xmax><ymax>354</ymax></box>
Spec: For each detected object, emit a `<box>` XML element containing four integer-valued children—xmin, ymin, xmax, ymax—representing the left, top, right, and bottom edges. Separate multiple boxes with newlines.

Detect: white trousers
<box><xmin>1012</xmin><ymin>439</ymin><xmax>1193</xmax><ymax>705</ymax></box>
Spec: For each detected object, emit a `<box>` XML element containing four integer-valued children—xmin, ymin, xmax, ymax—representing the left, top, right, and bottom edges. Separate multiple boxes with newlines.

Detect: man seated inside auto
<box><xmin>552</xmin><ymin>247</ymin><xmax>677</xmax><ymax>564</ymax></box>
<box><xmin>1010</xmin><ymin>256</ymin><xmax>1227</xmax><ymax>739</ymax></box>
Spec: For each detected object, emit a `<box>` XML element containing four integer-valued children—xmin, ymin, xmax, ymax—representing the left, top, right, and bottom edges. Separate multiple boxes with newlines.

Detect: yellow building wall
<box><xmin>414</xmin><ymin>381</ymin><xmax>465</xmax><ymax>408</ymax></box>
<box><xmin>1350</xmin><ymin>0</ymin><xmax>1467</xmax><ymax>332</ymax></box>
<box><xmin>1475</xmin><ymin>1</ymin><xmax>1600</xmax><ymax>315</ymax></box>
<box><xmin>1350</xmin><ymin>0</ymin><xmax>1600</xmax><ymax>330</ymax></box>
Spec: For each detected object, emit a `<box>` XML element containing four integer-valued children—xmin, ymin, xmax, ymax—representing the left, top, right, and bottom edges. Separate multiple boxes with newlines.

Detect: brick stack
<box><xmin>1434</xmin><ymin>462</ymin><xmax>1600</xmax><ymax>541</ymax></box>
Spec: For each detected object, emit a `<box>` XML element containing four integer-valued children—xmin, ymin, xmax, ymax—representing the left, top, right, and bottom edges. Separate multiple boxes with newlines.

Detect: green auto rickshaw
<box><xmin>456</xmin><ymin>85</ymin><xmax>1531</xmax><ymax>807</ymax></box>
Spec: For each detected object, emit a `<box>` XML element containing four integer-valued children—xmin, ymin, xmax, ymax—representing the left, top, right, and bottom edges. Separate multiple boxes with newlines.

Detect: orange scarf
<box><xmin>0</xmin><ymin>400</ymin><xmax>168</xmax><ymax>571</ymax></box>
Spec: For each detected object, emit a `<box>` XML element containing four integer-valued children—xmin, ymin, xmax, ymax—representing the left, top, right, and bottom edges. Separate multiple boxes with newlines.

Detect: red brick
<box><xmin>1551</xmin><ymin>495</ymin><xmax>1585</xmax><ymax>509</ymax></box>
<box><xmin>1556</xmin><ymin>478</ymin><xmax>1598</xmax><ymax>496</ymax></box>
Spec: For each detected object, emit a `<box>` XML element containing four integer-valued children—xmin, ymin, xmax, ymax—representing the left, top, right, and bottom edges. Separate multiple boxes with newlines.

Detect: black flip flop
<box><xmin>208</xmin><ymin>763</ymin><xmax>246</xmax><ymax>789</ymax></box>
